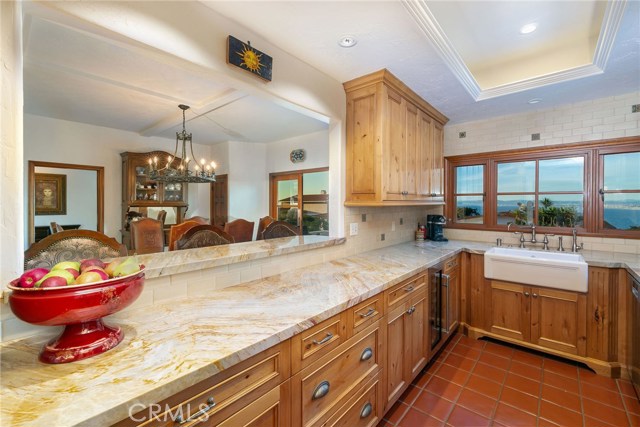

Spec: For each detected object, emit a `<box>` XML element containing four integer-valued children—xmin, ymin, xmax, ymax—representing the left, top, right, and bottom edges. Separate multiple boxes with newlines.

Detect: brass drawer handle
<box><xmin>360</xmin><ymin>402</ymin><xmax>373</xmax><ymax>418</ymax></box>
<box><xmin>174</xmin><ymin>397</ymin><xmax>215</xmax><ymax>424</ymax></box>
<box><xmin>360</xmin><ymin>347</ymin><xmax>373</xmax><ymax>361</ymax></box>
<box><xmin>359</xmin><ymin>308</ymin><xmax>376</xmax><ymax>318</ymax></box>
<box><xmin>312</xmin><ymin>332</ymin><xmax>333</xmax><ymax>346</ymax></box>
<box><xmin>404</xmin><ymin>285</ymin><xmax>415</xmax><ymax>292</ymax></box>
<box><xmin>312</xmin><ymin>381</ymin><xmax>330</xmax><ymax>400</ymax></box>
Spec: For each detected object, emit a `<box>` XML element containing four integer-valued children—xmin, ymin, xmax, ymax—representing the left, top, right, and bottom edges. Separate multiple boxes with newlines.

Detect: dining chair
<box><xmin>255</xmin><ymin>216</ymin><xmax>275</xmax><ymax>240</ymax></box>
<box><xmin>169</xmin><ymin>220</ymin><xmax>206</xmax><ymax>251</ymax></box>
<box><xmin>24</xmin><ymin>230</ymin><xmax>128</xmax><ymax>270</ymax></box>
<box><xmin>50</xmin><ymin>222</ymin><xmax>64</xmax><ymax>234</ymax></box>
<box><xmin>184</xmin><ymin>216</ymin><xmax>209</xmax><ymax>224</ymax></box>
<box><xmin>130</xmin><ymin>218</ymin><xmax>164</xmax><ymax>255</ymax></box>
<box><xmin>223</xmin><ymin>219</ymin><xmax>255</xmax><ymax>243</ymax></box>
<box><xmin>174</xmin><ymin>225</ymin><xmax>235</xmax><ymax>250</ymax></box>
<box><xmin>261</xmin><ymin>220</ymin><xmax>301</xmax><ymax>240</ymax></box>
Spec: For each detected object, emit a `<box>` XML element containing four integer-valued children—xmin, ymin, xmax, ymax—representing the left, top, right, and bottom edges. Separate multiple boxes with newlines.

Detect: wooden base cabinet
<box><xmin>464</xmin><ymin>254</ymin><xmax>622</xmax><ymax>377</ymax></box>
<box><xmin>489</xmin><ymin>281</ymin><xmax>587</xmax><ymax>356</ymax></box>
<box><xmin>291</xmin><ymin>321</ymin><xmax>383</xmax><ymax>427</ymax></box>
<box><xmin>383</xmin><ymin>274</ymin><xmax>429</xmax><ymax>411</ymax></box>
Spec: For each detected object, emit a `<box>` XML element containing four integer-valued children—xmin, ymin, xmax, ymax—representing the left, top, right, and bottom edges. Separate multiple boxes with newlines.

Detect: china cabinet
<box><xmin>121</xmin><ymin>151</ymin><xmax>189</xmax><ymax>248</ymax></box>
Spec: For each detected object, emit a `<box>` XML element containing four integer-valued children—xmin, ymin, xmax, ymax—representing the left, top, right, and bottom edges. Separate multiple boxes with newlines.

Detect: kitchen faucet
<box><xmin>571</xmin><ymin>228</ymin><xmax>583</xmax><ymax>252</ymax></box>
<box><xmin>509</xmin><ymin>222</ymin><xmax>538</xmax><ymax>248</ymax></box>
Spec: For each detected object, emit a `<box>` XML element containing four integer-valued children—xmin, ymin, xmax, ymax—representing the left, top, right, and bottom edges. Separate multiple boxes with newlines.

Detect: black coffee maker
<box><xmin>427</xmin><ymin>215</ymin><xmax>448</xmax><ymax>241</ymax></box>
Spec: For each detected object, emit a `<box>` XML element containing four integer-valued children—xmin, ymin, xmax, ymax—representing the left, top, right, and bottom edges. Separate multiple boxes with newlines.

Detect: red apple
<box><xmin>75</xmin><ymin>271</ymin><xmax>107</xmax><ymax>285</ymax></box>
<box><xmin>18</xmin><ymin>268</ymin><xmax>49</xmax><ymax>288</ymax></box>
<box><xmin>65</xmin><ymin>268</ymin><xmax>80</xmax><ymax>279</ymax></box>
<box><xmin>80</xmin><ymin>258</ymin><xmax>106</xmax><ymax>272</ymax></box>
<box><xmin>35</xmin><ymin>269</ymin><xmax>75</xmax><ymax>287</ymax></box>
<box><xmin>82</xmin><ymin>267</ymin><xmax>108</xmax><ymax>280</ymax></box>
<box><xmin>39</xmin><ymin>276</ymin><xmax>69</xmax><ymax>288</ymax></box>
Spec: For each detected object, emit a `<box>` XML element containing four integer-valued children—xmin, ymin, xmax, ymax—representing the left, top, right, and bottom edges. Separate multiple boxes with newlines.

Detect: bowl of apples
<box><xmin>7</xmin><ymin>256</ymin><xmax>145</xmax><ymax>364</ymax></box>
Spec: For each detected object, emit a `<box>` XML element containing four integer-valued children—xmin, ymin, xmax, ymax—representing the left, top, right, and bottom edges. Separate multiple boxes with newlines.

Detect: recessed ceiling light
<box><xmin>528</xmin><ymin>98</ymin><xmax>542</xmax><ymax>104</ymax></box>
<box><xmin>519</xmin><ymin>23</ymin><xmax>538</xmax><ymax>35</ymax></box>
<box><xmin>338</xmin><ymin>35</ymin><xmax>357</xmax><ymax>48</ymax></box>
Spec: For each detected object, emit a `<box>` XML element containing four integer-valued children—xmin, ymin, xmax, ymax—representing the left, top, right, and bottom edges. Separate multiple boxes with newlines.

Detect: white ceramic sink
<box><xmin>484</xmin><ymin>247</ymin><xmax>588</xmax><ymax>292</ymax></box>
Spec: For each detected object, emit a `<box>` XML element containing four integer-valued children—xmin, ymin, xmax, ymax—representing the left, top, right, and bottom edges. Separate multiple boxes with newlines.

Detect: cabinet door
<box><xmin>346</xmin><ymin>86</ymin><xmax>378</xmax><ymax>202</ymax></box>
<box><xmin>429</xmin><ymin>121</ymin><xmax>444</xmax><ymax>199</ymax></box>
<box><xmin>384</xmin><ymin>302</ymin><xmax>410</xmax><ymax>409</ymax></box>
<box><xmin>490</xmin><ymin>281</ymin><xmax>530</xmax><ymax>342</ymax></box>
<box><xmin>404</xmin><ymin>102</ymin><xmax>418</xmax><ymax>199</ymax></box>
<box><xmin>408</xmin><ymin>291</ymin><xmax>428</xmax><ymax>379</ymax></box>
<box><xmin>417</xmin><ymin>110</ymin><xmax>433</xmax><ymax>198</ymax></box>
<box><xmin>468</xmin><ymin>254</ymin><xmax>491</xmax><ymax>330</ymax></box>
<box><xmin>530</xmin><ymin>287</ymin><xmax>586</xmax><ymax>356</ymax></box>
<box><xmin>383</xmin><ymin>87</ymin><xmax>407</xmax><ymax>200</ymax></box>
<box><xmin>444</xmin><ymin>262</ymin><xmax>460</xmax><ymax>336</ymax></box>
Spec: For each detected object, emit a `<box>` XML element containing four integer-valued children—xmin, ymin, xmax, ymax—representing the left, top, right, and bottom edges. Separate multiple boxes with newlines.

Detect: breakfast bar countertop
<box><xmin>1</xmin><ymin>240</ymin><xmax>638</xmax><ymax>427</ymax></box>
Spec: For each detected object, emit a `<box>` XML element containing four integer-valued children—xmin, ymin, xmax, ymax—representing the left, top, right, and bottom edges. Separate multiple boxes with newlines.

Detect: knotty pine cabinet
<box><xmin>383</xmin><ymin>274</ymin><xmax>429</xmax><ymax>411</ymax></box>
<box><xmin>463</xmin><ymin>252</ymin><xmax>624</xmax><ymax>377</ymax></box>
<box><xmin>343</xmin><ymin>69</ymin><xmax>448</xmax><ymax>206</ymax></box>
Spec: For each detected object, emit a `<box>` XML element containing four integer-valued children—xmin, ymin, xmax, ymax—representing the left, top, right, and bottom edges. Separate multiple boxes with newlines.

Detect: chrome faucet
<box><xmin>571</xmin><ymin>228</ymin><xmax>583</xmax><ymax>252</ymax></box>
<box><xmin>542</xmin><ymin>233</ymin><xmax>554</xmax><ymax>250</ymax></box>
<box><xmin>529</xmin><ymin>225</ymin><xmax>537</xmax><ymax>244</ymax></box>
<box><xmin>509</xmin><ymin>222</ymin><xmax>538</xmax><ymax>248</ymax></box>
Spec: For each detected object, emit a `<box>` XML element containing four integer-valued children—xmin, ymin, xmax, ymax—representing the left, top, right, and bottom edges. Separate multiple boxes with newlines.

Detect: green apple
<box><xmin>51</xmin><ymin>261</ymin><xmax>81</xmax><ymax>272</ymax></box>
<box><xmin>35</xmin><ymin>269</ymin><xmax>75</xmax><ymax>287</ymax></box>
<box><xmin>111</xmin><ymin>256</ymin><xmax>140</xmax><ymax>277</ymax></box>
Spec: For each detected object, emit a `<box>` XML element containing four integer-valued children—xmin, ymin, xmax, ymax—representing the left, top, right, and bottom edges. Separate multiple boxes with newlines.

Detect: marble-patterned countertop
<box><xmin>1</xmin><ymin>240</ymin><xmax>638</xmax><ymax>426</ymax></box>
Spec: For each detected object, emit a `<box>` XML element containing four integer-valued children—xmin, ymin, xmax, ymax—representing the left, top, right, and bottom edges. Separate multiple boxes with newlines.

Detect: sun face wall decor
<box><xmin>227</xmin><ymin>35</ymin><xmax>273</xmax><ymax>81</ymax></box>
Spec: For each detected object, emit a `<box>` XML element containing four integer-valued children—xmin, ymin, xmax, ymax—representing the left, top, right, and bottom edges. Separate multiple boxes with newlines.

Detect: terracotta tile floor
<box><xmin>379</xmin><ymin>335</ymin><xmax>640</xmax><ymax>427</ymax></box>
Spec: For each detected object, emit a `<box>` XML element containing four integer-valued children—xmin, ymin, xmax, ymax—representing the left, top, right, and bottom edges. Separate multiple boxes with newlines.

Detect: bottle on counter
<box><xmin>416</xmin><ymin>223</ymin><xmax>425</xmax><ymax>242</ymax></box>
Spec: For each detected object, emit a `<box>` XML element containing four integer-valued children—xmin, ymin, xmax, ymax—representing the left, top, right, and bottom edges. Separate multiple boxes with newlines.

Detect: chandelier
<box><xmin>148</xmin><ymin>104</ymin><xmax>216</xmax><ymax>183</ymax></box>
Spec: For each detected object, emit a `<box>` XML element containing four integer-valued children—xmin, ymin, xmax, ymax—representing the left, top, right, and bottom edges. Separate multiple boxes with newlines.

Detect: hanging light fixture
<box><xmin>148</xmin><ymin>104</ymin><xmax>216</xmax><ymax>183</ymax></box>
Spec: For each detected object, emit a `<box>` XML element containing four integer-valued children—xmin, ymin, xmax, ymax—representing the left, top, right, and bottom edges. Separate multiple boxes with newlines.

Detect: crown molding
<box><xmin>402</xmin><ymin>0</ymin><xmax>626</xmax><ymax>101</ymax></box>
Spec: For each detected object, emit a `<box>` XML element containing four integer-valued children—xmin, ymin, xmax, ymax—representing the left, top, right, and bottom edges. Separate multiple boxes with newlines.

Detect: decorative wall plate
<box><xmin>290</xmin><ymin>149</ymin><xmax>306</xmax><ymax>163</ymax></box>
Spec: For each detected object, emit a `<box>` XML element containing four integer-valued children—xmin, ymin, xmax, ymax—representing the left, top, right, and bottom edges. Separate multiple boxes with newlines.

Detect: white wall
<box><xmin>0</xmin><ymin>0</ymin><xmax>24</xmax><ymax>292</ymax></box>
<box><xmin>24</xmin><ymin>114</ymin><xmax>212</xmax><ymax>241</ymax></box>
<box><xmin>444</xmin><ymin>91</ymin><xmax>640</xmax><ymax>157</ymax></box>
<box><xmin>34</xmin><ymin>167</ymin><xmax>98</xmax><ymax>230</ymax></box>
<box><xmin>209</xmin><ymin>132</ymin><xmax>330</xmax><ymax>237</ymax></box>
<box><xmin>266</xmin><ymin>130</ymin><xmax>330</xmax><ymax>173</ymax></box>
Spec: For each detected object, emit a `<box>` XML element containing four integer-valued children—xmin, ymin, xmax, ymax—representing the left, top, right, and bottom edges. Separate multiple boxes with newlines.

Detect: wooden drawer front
<box><xmin>349</xmin><ymin>295</ymin><xmax>384</xmax><ymax>336</ymax></box>
<box><xmin>298</xmin><ymin>323</ymin><xmax>382</xmax><ymax>426</ymax></box>
<box><xmin>385</xmin><ymin>274</ymin><xmax>426</xmax><ymax>310</ymax></box>
<box><xmin>325</xmin><ymin>376</ymin><xmax>381</xmax><ymax>427</ymax></box>
<box><xmin>214</xmin><ymin>381</ymin><xmax>291</xmax><ymax>427</ymax></box>
<box><xmin>444</xmin><ymin>255</ymin><xmax>459</xmax><ymax>274</ymax></box>
<box><xmin>130</xmin><ymin>342</ymin><xmax>290</xmax><ymax>427</ymax></box>
<box><xmin>292</xmin><ymin>312</ymin><xmax>348</xmax><ymax>373</ymax></box>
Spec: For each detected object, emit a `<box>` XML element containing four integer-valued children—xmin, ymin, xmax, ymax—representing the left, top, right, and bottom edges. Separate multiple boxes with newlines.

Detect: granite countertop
<box><xmin>1</xmin><ymin>240</ymin><xmax>638</xmax><ymax>426</ymax></box>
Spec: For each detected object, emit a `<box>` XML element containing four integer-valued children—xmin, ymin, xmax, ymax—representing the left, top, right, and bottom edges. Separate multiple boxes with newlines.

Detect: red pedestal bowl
<box><xmin>8</xmin><ymin>268</ymin><xmax>145</xmax><ymax>364</ymax></box>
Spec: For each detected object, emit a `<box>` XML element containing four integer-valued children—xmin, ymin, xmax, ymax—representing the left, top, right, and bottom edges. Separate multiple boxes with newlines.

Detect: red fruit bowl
<box><xmin>7</xmin><ymin>268</ymin><xmax>145</xmax><ymax>364</ymax></box>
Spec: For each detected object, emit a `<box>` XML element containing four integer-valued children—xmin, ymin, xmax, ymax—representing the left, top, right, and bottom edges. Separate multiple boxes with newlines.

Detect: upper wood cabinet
<box><xmin>344</xmin><ymin>69</ymin><xmax>448</xmax><ymax>206</ymax></box>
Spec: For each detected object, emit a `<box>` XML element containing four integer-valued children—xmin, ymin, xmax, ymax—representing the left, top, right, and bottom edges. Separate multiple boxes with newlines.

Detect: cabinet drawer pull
<box><xmin>312</xmin><ymin>381</ymin><xmax>330</xmax><ymax>400</ymax></box>
<box><xmin>360</xmin><ymin>347</ymin><xmax>373</xmax><ymax>361</ymax></box>
<box><xmin>532</xmin><ymin>293</ymin><xmax>538</xmax><ymax>298</ymax></box>
<box><xmin>524</xmin><ymin>291</ymin><xmax>530</xmax><ymax>297</ymax></box>
<box><xmin>174</xmin><ymin>397</ymin><xmax>215</xmax><ymax>424</ymax></box>
<box><xmin>407</xmin><ymin>306</ymin><xmax>416</xmax><ymax>315</ymax></box>
<box><xmin>404</xmin><ymin>285</ymin><xmax>415</xmax><ymax>292</ymax></box>
<box><xmin>360</xmin><ymin>402</ymin><xmax>373</xmax><ymax>419</ymax></box>
<box><xmin>312</xmin><ymin>332</ymin><xmax>333</xmax><ymax>346</ymax></box>
<box><xmin>359</xmin><ymin>308</ymin><xmax>376</xmax><ymax>318</ymax></box>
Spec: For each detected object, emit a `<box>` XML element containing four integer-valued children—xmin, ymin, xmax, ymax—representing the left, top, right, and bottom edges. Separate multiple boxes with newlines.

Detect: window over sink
<box><xmin>445</xmin><ymin>137</ymin><xmax>640</xmax><ymax>238</ymax></box>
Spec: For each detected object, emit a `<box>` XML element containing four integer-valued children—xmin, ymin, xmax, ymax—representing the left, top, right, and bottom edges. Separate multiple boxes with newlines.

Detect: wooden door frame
<box><xmin>28</xmin><ymin>160</ymin><xmax>105</xmax><ymax>245</ymax></box>
<box><xmin>210</xmin><ymin>174</ymin><xmax>228</xmax><ymax>227</ymax></box>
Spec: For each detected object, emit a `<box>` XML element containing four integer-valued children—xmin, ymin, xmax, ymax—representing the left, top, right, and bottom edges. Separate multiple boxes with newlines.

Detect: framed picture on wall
<box><xmin>35</xmin><ymin>173</ymin><xmax>66</xmax><ymax>215</ymax></box>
